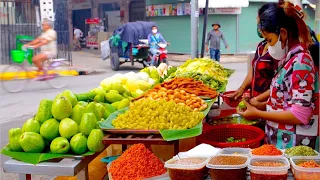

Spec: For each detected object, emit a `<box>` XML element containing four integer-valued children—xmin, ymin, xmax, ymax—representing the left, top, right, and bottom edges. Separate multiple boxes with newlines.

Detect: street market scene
<box><xmin>0</xmin><ymin>0</ymin><xmax>319</xmax><ymax>180</ymax></box>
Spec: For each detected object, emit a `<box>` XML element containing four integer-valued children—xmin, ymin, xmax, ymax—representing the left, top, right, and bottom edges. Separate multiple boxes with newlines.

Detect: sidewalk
<box><xmin>0</xmin><ymin>50</ymin><xmax>249</xmax><ymax>80</ymax></box>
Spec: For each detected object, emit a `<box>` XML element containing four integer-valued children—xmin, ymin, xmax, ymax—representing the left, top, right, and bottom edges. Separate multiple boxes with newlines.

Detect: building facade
<box><xmin>146</xmin><ymin>0</ymin><xmax>316</xmax><ymax>54</ymax></box>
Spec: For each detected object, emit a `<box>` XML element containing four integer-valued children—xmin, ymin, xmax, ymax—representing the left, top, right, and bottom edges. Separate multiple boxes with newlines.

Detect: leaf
<box><xmin>1</xmin><ymin>145</ymin><xmax>94</xmax><ymax>164</ymax></box>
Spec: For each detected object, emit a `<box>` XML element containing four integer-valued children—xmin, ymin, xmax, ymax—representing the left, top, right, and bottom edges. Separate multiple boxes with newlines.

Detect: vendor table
<box><xmin>3</xmin><ymin>154</ymin><xmax>99</xmax><ymax>180</ymax></box>
<box><xmin>102</xmin><ymin>133</ymin><xmax>180</xmax><ymax>155</ymax></box>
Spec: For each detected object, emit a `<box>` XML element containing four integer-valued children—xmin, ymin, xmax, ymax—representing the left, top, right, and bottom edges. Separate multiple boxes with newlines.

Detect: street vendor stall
<box><xmin>85</xmin><ymin>18</ymin><xmax>101</xmax><ymax>49</ymax></box>
<box><xmin>1</xmin><ymin>59</ymin><xmax>319</xmax><ymax>180</ymax></box>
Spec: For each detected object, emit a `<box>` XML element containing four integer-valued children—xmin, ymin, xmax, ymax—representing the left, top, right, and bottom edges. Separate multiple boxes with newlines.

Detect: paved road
<box><xmin>0</xmin><ymin>62</ymin><xmax>247</xmax><ymax>179</ymax></box>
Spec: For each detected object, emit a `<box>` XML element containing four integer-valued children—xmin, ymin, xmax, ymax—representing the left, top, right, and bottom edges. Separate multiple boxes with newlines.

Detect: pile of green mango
<box><xmin>8</xmin><ymin>90</ymin><xmax>106</xmax><ymax>155</ymax></box>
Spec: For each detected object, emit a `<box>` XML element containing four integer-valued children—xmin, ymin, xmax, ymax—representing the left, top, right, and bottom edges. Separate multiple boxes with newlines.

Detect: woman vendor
<box><xmin>229</xmin><ymin>3</ymin><xmax>279</xmax><ymax>110</ymax></box>
<box><xmin>238</xmin><ymin>2</ymin><xmax>319</xmax><ymax>151</ymax></box>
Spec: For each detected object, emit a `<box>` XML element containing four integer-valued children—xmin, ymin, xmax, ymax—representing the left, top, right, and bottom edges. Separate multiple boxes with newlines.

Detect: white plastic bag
<box><xmin>101</xmin><ymin>40</ymin><xmax>110</xmax><ymax>60</ymax></box>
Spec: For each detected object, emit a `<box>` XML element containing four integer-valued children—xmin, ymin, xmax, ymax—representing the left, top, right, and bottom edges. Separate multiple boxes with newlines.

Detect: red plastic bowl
<box><xmin>197</xmin><ymin>124</ymin><xmax>265</xmax><ymax>149</ymax></box>
<box><xmin>220</xmin><ymin>91</ymin><xmax>251</xmax><ymax>108</ymax></box>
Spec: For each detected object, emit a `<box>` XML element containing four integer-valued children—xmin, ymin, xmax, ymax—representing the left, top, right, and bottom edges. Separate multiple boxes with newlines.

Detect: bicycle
<box><xmin>1</xmin><ymin>47</ymin><xmax>74</xmax><ymax>93</ymax></box>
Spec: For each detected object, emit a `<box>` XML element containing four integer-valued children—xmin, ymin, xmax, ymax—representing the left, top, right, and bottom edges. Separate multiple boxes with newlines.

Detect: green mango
<box><xmin>87</xmin><ymin>129</ymin><xmax>105</xmax><ymax>152</ymax></box>
<box><xmin>62</xmin><ymin>90</ymin><xmax>78</xmax><ymax>107</ymax></box>
<box><xmin>109</xmin><ymin>90</ymin><xmax>119</xmax><ymax>94</ymax></box>
<box><xmin>103</xmin><ymin>103</ymin><xmax>117</xmax><ymax>113</ymax></box>
<box><xmin>117</xmin><ymin>98</ymin><xmax>130</xmax><ymax>110</ymax></box>
<box><xmin>111</xmin><ymin>101</ymin><xmax>121</xmax><ymax>109</ymax></box>
<box><xmin>90</xmin><ymin>87</ymin><xmax>105</xmax><ymax>96</ymax></box>
<box><xmin>75</xmin><ymin>92</ymin><xmax>95</xmax><ymax>102</ymax></box>
<box><xmin>8</xmin><ymin>128</ymin><xmax>23</xmax><ymax>152</ymax></box>
<box><xmin>105</xmin><ymin>92</ymin><xmax>123</xmax><ymax>103</ymax></box>
<box><xmin>111</xmin><ymin>84</ymin><xmax>126</xmax><ymax>94</ymax></box>
<box><xmin>79</xmin><ymin>113</ymin><xmax>97</xmax><ymax>136</ymax></box>
<box><xmin>34</xmin><ymin>99</ymin><xmax>53</xmax><ymax>124</ymax></box>
<box><xmin>95</xmin><ymin>103</ymin><xmax>106</xmax><ymax>120</ymax></box>
<box><xmin>52</xmin><ymin>96</ymin><xmax>72</xmax><ymax>120</ymax></box>
<box><xmin>94</xmin><ymin>92</ymin><xmax>105</xmax><ymax>103</ymax></box>
<box><xmin>71</xmin><ymin>102</ymin><xmax>88</xmax><ymax>125</ymax></box>
<box><xmin>70</xmin><ymin>133</ymin><xmax>87</xmax><ymax>155</ymax></box>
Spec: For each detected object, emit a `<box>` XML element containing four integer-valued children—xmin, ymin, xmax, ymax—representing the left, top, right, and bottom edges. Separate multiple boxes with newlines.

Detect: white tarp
<box><xmin>198</xmin><ymin>0</ymin><xmax>249</xmax><ymax>8</ymax></box>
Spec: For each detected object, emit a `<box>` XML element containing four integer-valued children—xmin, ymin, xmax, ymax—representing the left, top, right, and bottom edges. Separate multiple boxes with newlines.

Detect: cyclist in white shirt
<box><xmin>24</xmin><ymin>19</ymin><xmax>57</xmax><ymax>73</ymax></box>
<box><xmin>73</xmin><ymin>27</ymin><xmax>83</xmax><ymax>50</ymax></box>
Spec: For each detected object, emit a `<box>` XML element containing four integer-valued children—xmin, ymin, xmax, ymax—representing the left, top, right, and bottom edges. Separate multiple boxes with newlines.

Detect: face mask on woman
<box><xmin>268</xmin><ymin>35</ymin><xmax>288</xmax><ymax>60</ymax></box>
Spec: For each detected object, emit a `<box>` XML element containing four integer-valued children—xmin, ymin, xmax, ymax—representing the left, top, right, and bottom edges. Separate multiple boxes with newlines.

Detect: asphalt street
<box><xmin>0</xmin><ymin>62</ymin><xmax>247</xmax><ymax>179</ymax></box>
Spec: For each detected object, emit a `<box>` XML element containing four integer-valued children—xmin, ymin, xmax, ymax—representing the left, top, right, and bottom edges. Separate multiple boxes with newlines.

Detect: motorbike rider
<box><xmin>148</xmin><ymin>26</ymin><xmax>169</xmax><ymax>66</ymax></box>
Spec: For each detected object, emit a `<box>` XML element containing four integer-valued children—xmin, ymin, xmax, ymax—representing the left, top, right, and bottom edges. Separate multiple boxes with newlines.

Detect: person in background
<box><xmin>238</xmin><ymin>2</ymin><xmax>318</xmax><ymax>151</ymax></box>
<box><xmin>73</xmin><ymin>27</ymin><xmax>83</xmax><ymax>51</ymax></box>
<box><xmin>24</xmin><ymin>19</ymin><xmax>57</xmax><ymax>74</ymax></box>
<box><xmin>205</xmin><ymin>22</ymin><xmax>229</xmax><ymax>62</ymax></box>
<box><xmin>148</xmin><ymin>26</ymin><xmax>169</xmax><ymax>66</ymax></box>
<box><xmin>229</xmin><ymin>4</ymin><xmax>279</xmax><ymax>110</ymax></box>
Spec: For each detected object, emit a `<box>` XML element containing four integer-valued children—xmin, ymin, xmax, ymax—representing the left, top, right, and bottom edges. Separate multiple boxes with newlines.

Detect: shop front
<box><xmin>146</xmin><ymin>0</ymin><xmax>316</xmax><ymax>54</ymax></box>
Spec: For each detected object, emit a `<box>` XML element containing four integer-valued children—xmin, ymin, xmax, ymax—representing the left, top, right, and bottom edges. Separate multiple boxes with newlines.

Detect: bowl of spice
<box><xmin>251</xmin><ymin>144</ymin><xmax>283</xmax><ymax>158</ymax></box>
<box><xmin>290</xmin><ymin>156</ymin><xmax>320</xmax><ymax>180</ymax></box>
<box><xmin>248</xmin><ymin>157</ymin><xmax>290</xmax><ymax>180</ymax></box>
<box><xmin>285</xmin><ymin>146</ymin><xmax>319</xmax><ymax>158</ymax></box>
<box><xmin>165</xmin><ymin>156</ymin><xmax>209</xmax><ymax>180</ymax></box>
<box><xmin>206</xmin><ymin>155</ymin><xmax>249</xmax><ymax>180</ymax></box>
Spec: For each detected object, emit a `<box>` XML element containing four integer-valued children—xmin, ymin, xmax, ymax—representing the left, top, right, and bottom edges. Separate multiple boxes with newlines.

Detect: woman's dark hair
<box><xmin>258</xmin><ymin>2</ymin><xmax>312</xmax><ymax>46</ymax></box>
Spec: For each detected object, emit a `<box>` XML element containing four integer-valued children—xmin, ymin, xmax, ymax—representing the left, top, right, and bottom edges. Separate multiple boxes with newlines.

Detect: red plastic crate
<box><xmin>197</xmin><ymin>124</ymin><xmax>265</xmax><ymax>149</ymax></box>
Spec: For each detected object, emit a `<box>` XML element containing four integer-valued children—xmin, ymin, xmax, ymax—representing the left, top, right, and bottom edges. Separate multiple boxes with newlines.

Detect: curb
<box><xmin>0</xmin><ymin>69</ymin><xmax>79</xmax><ymax>81</ymax></box>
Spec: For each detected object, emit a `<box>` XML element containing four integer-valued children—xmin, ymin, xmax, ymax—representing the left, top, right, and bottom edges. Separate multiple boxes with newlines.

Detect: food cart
<box><xmin>85</xmin><ymin>18</ymin><xmax>101</xmax><ymax>49</ymax></box>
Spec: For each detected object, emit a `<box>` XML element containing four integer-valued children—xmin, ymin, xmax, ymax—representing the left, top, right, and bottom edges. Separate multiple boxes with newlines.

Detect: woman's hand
<box><xmin>228</xmin><ymin>87</ymin><xmax>245</xmax><ymax>100</ymax></box>
<box><xmin>250</xmin><ymin>98</ymin><xmax>267</xmax><ymax>110</ymax></box>
<box><xmin>237</xmin><ymin>100</ymin><xmax>261</xmax><ymax>120</ymax></box>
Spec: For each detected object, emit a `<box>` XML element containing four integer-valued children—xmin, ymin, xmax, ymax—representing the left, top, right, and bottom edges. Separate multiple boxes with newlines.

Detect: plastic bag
<box><xmin>101</xmin><ymin>40</ymin><xmax>110</xmax><ymax>60</ymax></box>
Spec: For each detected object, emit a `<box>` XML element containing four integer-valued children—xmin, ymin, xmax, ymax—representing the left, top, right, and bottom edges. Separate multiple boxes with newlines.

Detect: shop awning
<box><xmin>198</xmin><ymin>0</ymin><xmax>249</xmax><ymax>8</ymax></box>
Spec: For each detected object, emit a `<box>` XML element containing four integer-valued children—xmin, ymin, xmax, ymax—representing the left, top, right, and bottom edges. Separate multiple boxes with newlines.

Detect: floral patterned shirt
<box><xmin>265</xmin><ymin>44</ymin><xmax>319</xmax><ymax>151</ymax></box>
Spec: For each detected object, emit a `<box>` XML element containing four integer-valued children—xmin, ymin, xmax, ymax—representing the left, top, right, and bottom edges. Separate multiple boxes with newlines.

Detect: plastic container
<box><xmin>16</xmin><ymin>35</ymin><xmax>34</xmax><ymax>63</ymax></box>
<box><xmin>250</xmin><ymin>149</ymin><xmax>284</xmax><ymax>159</ymax></box>
<box><xmin>197</xmin><ymin>124</ymin><xmax>265</xmax><ymax>148</ymax></box>
<box><xmin>165</xmin><ymin>156</ymin><xmax>210</xmax><ymax>180</ymax></box>
<box><xmin>218</xmin><ymin>148</ymin><xmax>251</xmax><ymax>156</ymax></box>
<box><xmin>11</xmin><ymin>50</ymin><xmax>26</xmax><ymax>63</ymax></box>
<box><xmin>248</xmin><ymin>157</ymin><xmax>290</xmax><ymax>180</ymax></box>
<box><xmin>290</xmin><ymin>156</ymin><xmax>320</xmax><ymax>180</ymax></box>
<box><xmin>206</xmin><ymin>155</ymin><xmax>249</xmax><ymax>180</ymax></box>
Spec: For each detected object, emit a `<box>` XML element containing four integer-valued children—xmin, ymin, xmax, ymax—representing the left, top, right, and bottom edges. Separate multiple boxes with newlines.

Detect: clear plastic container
<box><xmin>217</xmin><ymin>148</ymin><xmax>251</xmax><ymax>156</ymax></box>
<box><xmin>206</xmin><ymin>155</ymin><xmax>249</xmax><ymax>180</ymax></box>
<box><xmin>165</xmin><ymin>156</ymin><xmax>210</xmax><ymax>180</ymax></box>
<box><xmin>290</xmin><ymin>156</ymin><xmax>320</xmax><ymax>180</ymax></box>
<box><xmin>248</xmin><ymin>157</ymin><xmax>290</xmax><ymax>180</ymax></box>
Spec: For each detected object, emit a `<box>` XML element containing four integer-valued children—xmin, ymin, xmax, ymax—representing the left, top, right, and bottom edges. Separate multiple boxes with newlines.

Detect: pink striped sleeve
<box><xmin>290</xmin><ymin>104</ymin><xmax>313</xmax><ymax>125</ymax></box>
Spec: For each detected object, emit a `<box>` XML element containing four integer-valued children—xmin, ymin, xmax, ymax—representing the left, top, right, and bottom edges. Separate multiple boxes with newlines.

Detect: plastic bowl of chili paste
<box><xmin>165</xmin><ymin>157</ymin><xmax>209</xmax><ymax>180</ymax></box>
<box><xmin>248</xmin><ymin>157</ymin><xmax>290</xmax><ymax>180</ymax></box>
<box><xmin>290</xmin><ymin>156</ymin><xmax>320</xmax><ymax>180</ymax></box>
<box><xmin>206</xmin><ymin>155</ymin><xmax>249</xmax><ymax>180</ymax></box>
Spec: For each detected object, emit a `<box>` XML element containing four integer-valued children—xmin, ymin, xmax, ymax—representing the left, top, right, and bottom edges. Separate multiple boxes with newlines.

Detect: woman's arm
<box><xmin>254</xmin><ymin>89</ymin><xmax>270</xmax><ymax>102</ymax></box>
<box><xmin>228</xmin><ymin>65</ymin><xmax>252</xmax><ymax>100</ymax></box>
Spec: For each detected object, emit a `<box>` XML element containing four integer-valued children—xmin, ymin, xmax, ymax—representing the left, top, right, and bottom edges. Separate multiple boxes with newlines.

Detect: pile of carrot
<box><xmin>109</xmin><ymin>144</ymin><xmax>166</xmax><ymax>180</ymax></box>
<box><xmin>251</xmin><ymin>144</ymin><xmax>282</xmax><ymax>156</ymax></box>
<box><xmin>298</xmin><ymin>160</ymin><xmax>320</xmax><ymax>168</ymax></box>
<box><xmin>150</xmin><ymin>78</ymin><xmax>218</xmax><ymax>99</ymax></box>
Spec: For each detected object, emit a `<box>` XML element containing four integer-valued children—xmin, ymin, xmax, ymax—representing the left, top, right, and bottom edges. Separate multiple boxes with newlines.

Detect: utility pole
<box><xmin>315</xmin><ymin>1</ymin><xmax>320</xmax><ymax>39</ymax></box>
<box><xmin>191</xmin><ymin>0</ymin><xmax>199</xmax><ymax>59</ymax></box>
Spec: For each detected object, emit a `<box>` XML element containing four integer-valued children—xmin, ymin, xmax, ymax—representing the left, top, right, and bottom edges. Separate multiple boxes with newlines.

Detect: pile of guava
<box><xmin>7</xmin><ymin>90</ymin><xmax>105</xmax><ymax>155</ymax></box>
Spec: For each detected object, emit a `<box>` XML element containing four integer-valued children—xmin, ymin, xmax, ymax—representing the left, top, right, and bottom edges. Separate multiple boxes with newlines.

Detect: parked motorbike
<box><xmin>148</xmin><ymin>43</ymin><xmax>169</xmax><ymax>67</ymax></box>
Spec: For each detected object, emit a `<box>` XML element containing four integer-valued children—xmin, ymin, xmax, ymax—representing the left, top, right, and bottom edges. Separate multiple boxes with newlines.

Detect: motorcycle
<box><xmin>147</xmin><ymin>43</ymin><xmax>169</xmax><ymax>67</ymax></box>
